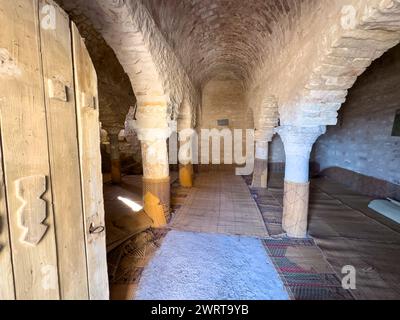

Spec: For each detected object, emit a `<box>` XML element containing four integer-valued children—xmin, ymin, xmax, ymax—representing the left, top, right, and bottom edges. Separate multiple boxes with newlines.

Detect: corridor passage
<box><xmin>170</xmin><ymin>171</ymin><xmax>268</xmax><ymax>237</ymax></box>
<box><xmin>135</xmin><ymin>171</ymin><xmax>287</xmax><ymax>300</ymax></box>
<box><xmin>2</xmin><ymin>0</ymin><xmax>400</xmax><ymax>303</ymax></box>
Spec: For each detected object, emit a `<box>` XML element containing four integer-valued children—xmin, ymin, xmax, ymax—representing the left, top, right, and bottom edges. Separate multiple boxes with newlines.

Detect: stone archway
<box><xmin>293</xmin><ymin>0</ymin><xmax>400</xmax><ymax>127</ymax></box>
<box><xmin>252</xmin><ymin>96</ymin><xmax>279</xmax><ymax>188</ymax></box>
<box><xmin>273</xmin><ymin>0</ymin><xmax>400</xmax><ymax>238</ymax></box>
<box><xmin>57</xmin><ymin>0</ymin><xmax>200</xmax><ymax>226</ymax></box>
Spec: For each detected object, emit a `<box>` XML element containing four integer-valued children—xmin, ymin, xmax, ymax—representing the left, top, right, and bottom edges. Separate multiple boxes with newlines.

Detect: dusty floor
<box><xmin>104</xmin><ymin>171</ymin><xmax>400</xmax><ymax>300</ymax></box>
<box><xmin>135</xmin><ymin>230</ymin><xmax>289</xmax><ymax>300</ymax></box>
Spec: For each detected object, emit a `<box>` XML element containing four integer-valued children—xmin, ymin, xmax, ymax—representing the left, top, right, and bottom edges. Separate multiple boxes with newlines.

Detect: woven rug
<box><xmin>108</xmin><ymin>228</ymin><xmax>169</xmax><ymax>300</ymax></box>
<box><xmin>309</xmin><ymin>178</ymin><xmax>400</xmax><ymax>300</ymax></box>
<box><xmin>107</xmin><ymin>177</ymin><xmax>195</xmax><ymax>300</ymax></box>
<box><xmin>263</xmin><ymin>238</ymin><xmax>355</xmax><ymax>300</ymax></box>
<box><xmin>245</xmin><ymin>173</ymin><xmax>400</xmax><ymax>300</ymax></box>
<box><xmin>244</xmin><ymin>174</ymin><xmax>355</xmax><ymax>300</ymax></box>
<box><xmin>170</xmin><ymin>172</ymin><xmax>268</xmax><ymax>238</ymax></box>
<box><xmin>244</xmin><ymin>174</ymin><xmax>285</xmax><ymax>236</ymax></box>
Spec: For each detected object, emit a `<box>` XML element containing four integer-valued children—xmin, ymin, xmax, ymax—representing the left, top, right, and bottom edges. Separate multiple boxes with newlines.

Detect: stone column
<box><xmin>141</xmin><ymin>139</ymin><xmax>170</xmax><ymax>226</ymax></box>
<box><xmin>132</xmin><ymin>104</ymin><xmax>171</xmax><ymax>227</ymax></box>
<box><xmin>109</xmin><ymin>133</ymin><xmax>121</xmax><ymax>184</ymax></box>
<box><xmin>252</xmin><ymin>95</ymin><xmax>279</xmax><ymax>188</ymax></box>
<box><xmin>179</xmin><ymin>163</ymin><xmax>193</xmax><ymax>188</ymax></box>
<box><xmin>178</xmin><ymin>131</ymin><xmax>195</xmax><ymax>188</ymax></box>
<box><xmin>177</xmin><ymin>101</ymin><xmax>194</xmax><ymax>188</ymax></box>
<box><xmin>252</xmin><ymin>141</ymin><xmax>268</xmax><ymax>188</ymax></box>
<box><xmin>276</xmin><ymin>125</ymin><xmax>326</xmax><ymax>238</ymax></box>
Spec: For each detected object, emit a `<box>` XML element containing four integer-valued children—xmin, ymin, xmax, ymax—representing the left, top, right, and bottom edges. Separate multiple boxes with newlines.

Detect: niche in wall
<box><xmin>392</xmin><ymin>109</ymin><xmax>400</xmax><ymax>137</ymax></box>
<box><xmin>217</xmin><ymin>119</ymin><xmax>229</xmax><ymax>126</ymax></box>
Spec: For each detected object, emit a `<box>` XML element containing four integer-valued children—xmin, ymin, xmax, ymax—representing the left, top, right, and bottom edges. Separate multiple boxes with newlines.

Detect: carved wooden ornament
<box><xmin>15</xmin><ymin>175</ymin><xmax>48</xmax><ymax>246</ymax></box>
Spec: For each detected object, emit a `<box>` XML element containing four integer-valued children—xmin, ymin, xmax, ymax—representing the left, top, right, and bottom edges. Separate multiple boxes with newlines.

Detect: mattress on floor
<box><xmin>368</xmin><ymin>199</ymin><xmax>400</xmax><ymax>224</ymax></box>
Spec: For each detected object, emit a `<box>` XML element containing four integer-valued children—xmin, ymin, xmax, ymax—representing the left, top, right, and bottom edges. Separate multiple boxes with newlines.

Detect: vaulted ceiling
<box><xmin>142</xmin><ymin>0</ymin><xmax>317</xmax><ymax>87</ymax></box>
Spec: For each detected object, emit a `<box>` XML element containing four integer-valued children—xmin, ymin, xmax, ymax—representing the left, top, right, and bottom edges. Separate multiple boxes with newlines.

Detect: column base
<box><xmin>111</xmin><ymin>159</ymin><xmax>122</xmax><ymax>184</ymax></box>
<box><xmin>179</xmin><ymin>164</ymin><xmax>193</xmax><ymax>188</ymax></box>
<box><xmin>252</xmin><ymin>158</ymin><xmax>268</xmax><ymax>188</ymax></box>
<box><xmin>282</xmin><ymin>180</ymin><xmax>310</xmax><ymax>238</ymax></box>
<box><xmin>143</xmin><ymin>176</ymin><xmax>170</xmax><ymax>227</ymax></box>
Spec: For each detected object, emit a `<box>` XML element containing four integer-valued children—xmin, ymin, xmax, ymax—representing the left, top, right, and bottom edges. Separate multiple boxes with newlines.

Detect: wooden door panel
<box><xmin>39</xmin><ymin>0</ymin><xmax>89</xmax><ymax>299</ymax></box>
<box><xmin>0</xmin><ymin>0</ymin><xmax>60</xmax><ymax>299</ymax></box>
<box><xmin>0</xmin><ymin>139</ymin><xmax>14</xmax><ymax>300</ymax></box>
<box><xmin>72</xmin><ymin>23</ymin><xmax>109</xmax><ymax>300</ymax></box>
<box><xmin>0</xmin><ymin>0</ymin><xmax>109</xmax><ymax>300</ymax></box>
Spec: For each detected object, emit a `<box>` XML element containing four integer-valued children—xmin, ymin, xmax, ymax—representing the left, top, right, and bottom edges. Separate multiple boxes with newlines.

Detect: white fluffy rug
<box><xmin>135</xmin><ymin>231</ymin><xmax>289</xmax><ymax>300</ymax></box>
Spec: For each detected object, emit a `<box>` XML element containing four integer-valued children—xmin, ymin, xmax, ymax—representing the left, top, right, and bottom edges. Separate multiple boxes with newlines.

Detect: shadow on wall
<box><xmin>317</xmin><ymin>167</ymin><xmax>400</xmax><ymax>201</ymax></box>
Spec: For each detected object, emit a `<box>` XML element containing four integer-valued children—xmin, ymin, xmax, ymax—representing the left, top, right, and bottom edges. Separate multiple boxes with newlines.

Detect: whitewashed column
<box><xmin>252</xmin><ymin>130</ymin><xmax>273</xmax><ymax>188</ymax></box>
<box><xmin>276</xmin><ymin>125</ymin><xmax>326</xmax><ymax>238</ymax></box>
<box><xmin>131</xmin><ymin>104</ymin><xmax>171</xmax><ymax>227</ymax></box>
<box><xmin>177</xmin><ymin>99</ymin><xmax>194</xmax><ymax>188</ymax></box>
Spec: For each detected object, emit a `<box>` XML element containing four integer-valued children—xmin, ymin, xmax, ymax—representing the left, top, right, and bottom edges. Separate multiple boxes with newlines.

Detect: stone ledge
<box><xmin>319</xmin><ymin>166</ymin><xmax>400</xmax><ymax>200</ymax></box>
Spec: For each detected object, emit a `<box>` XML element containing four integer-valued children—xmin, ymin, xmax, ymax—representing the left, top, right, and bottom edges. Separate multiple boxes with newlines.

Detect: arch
<box><xmin>177</xmin><ymin>98</ymin><xmax>195</xmax><ymax>131</ymax></box>
<box><xmin>58</xmin><ymin>0</ymin><xmax>200</xmax><ymax>121</ymax></box>
<box><xmin>253</xmin><ymin>95</ymin><xmax>279</xmax><ymax>141</ymax></box>
<box><xmin>290</xmin><ymin>0</ymin><xmax>400</xmax><ymax>127</ymax></box>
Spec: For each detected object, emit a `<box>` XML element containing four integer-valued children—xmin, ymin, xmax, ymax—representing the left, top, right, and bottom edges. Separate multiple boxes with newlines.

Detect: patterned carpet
<box><xmin>263</xmin><ymin>238</ymin><xmax>354</xmax><ymax>300</ymax></box>
<box><xmin>170</xmin><ymin>172</ymin><xmax>268</xmax><ymax>238</ymax></box>
<box><xmin>243</xmin><ymin>174</ymin><xmax>355</xmax><ymax>300</ymax></box>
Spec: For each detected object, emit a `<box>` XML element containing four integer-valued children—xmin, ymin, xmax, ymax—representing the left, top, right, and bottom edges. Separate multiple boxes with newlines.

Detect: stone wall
<box><xmin>200</xmin><ymin>79</ymin><xmax>250</xmax><ymax>164</ymax></box>
<box><xmin>201</xmin><ymin>79</ymin><xmax>247</xmax><ymax>130</ymax></box>
<box><xmin>56</xmin><ymin>1</ymin><xmax>142</xmax><ymax>168</ymax></box>
<box><xmin>270</xmin><ymin>135</ymin><xmax>285</xmax><ymax>164</ymax></box>
<box><xmin>313</xmin><ymin>44</ymin><xmax>400</xmax><ymax>192</ymax></box>
<box><xmin>56</xmin><ymin>0</ymin><xmax>136</xmax><ymax>133</ymax></box>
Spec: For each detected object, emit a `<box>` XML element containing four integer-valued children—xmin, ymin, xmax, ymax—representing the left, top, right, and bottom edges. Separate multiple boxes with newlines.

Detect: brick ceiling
<box><xmin>142</xmin><ymin>0</ymin><xmax>315</xmax><ymax>87</ymax></box>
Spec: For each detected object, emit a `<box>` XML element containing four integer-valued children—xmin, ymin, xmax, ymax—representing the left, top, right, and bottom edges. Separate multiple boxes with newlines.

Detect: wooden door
<box><xmin>39</xmin><ymin>0</ymin><xmax>90</xmax><ymax>299</ymax></box>
<box><xmin>0</xmin><ymin>0</ymin><xmax>108</xmax><ymax>300</ymax></box>
<box><xmin>72</xmin><ymin>23</ymin><xmax>109</xmax><ymax>301</ymax></box>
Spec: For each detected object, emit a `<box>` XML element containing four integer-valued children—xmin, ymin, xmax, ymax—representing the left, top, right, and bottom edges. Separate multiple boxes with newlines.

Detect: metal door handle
<box><xmin>89</xmin><ymin>223</ymin><xmax>105</xmax><ymax>234</ymax></box>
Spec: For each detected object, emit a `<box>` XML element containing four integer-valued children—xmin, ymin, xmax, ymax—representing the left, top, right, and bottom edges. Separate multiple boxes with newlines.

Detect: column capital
<box><xmin>125</xmin><ymin>104</ymin><xmax>172</xmax><ymax>141</ymax></box>
<box><xmin>254</xmin><ymin>128</ymin><xmax>275</xmax><ymax>142</ymax></box>
<box><xmin>275</xmin><ymin>125</ymin><xmax>326</xmax><ymax>157</ymax></box>
<box><xmin>177</xmin><ymin>116</ymin><xmax>193</xmax><ymax>132</ymax></box>
<box><xmin>130</xmin><ymin>124</ymin><xmax>172</xmax><ymax>142</ymax></box>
